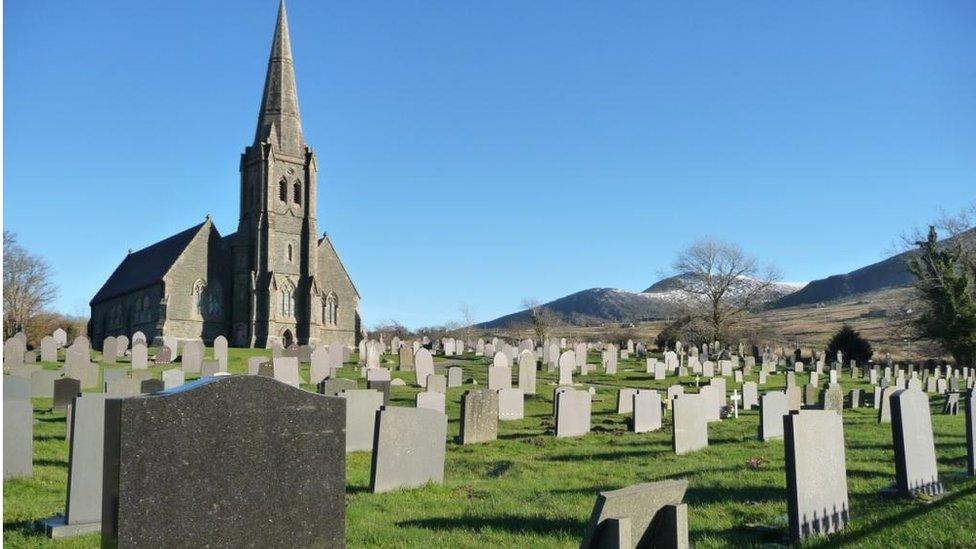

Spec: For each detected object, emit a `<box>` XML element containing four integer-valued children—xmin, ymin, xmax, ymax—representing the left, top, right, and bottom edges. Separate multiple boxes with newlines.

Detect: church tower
<box><xmin>233</xmin><ymin>0</ymin><xmax>318</xmax><ymax>348</ymax></box>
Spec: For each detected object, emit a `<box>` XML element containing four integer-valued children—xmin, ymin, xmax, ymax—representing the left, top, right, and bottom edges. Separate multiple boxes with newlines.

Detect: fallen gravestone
<box><xmin>369</xmin><ymin>406</ymin><xmax>447</xmax><ymax>493</ymax></box>
<box><xmin>100</xmin><ymin>376</ymin><xmax>345</xmax><ymax>547</ymax></box>
<box><xmin>579</xmin><ymin>479</ymin><xmax>689</xmax><ymax>548</ymax></box>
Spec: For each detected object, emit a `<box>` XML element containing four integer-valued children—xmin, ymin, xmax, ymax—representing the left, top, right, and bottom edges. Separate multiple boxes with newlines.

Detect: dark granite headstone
<box><xmin>579</xmin><ymin>480</ymin><xmax>689</xmax><ymax>548</ymax></box>
<box><xmin>140</xmin><ymin>379</ymin><xmax>165</xmax><ymax>394</ymax></box>
<box><xmin>101</xmin><ymin>376</ymin><xmax>346</xmax><ymax>547</ymax></box>
<box><xmin>53</xmin><ymin>377</ymin><xmax>81</xmax><ymax>412</ymax></box>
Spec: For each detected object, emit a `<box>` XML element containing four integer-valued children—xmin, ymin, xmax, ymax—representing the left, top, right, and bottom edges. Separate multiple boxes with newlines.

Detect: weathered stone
<box><xmin>617</xmin><ymin>388</ymin><xmax>638</xmax><ymax>414</ymax></box>
<box><xmin>141</xmin><ymin>379</ymin><xmax>165</xmax><ymax>394</ymax></box>
<box><xmin>272</xmin><ymin>356</ymin><xmax>301</xmax><ymax>387</ymax></box>
<box><xmin>31</xmin><ymin>369</ymin><xmax>62</xmax><ymax>398</ymax></box>
<box><xmin>786</xmin><ymin>386</ymin><xmax>802</xmax><ymax>412</ymax></box>
<box><xmin>367</xmin><ymin>380</ymin><xmax>391</xmax><ymax>406</ymax></box>
<box><xmin>53</xmin><ymin>377</ymin><xmax>81</xmax><ymax>412</ymax></box>
<box><xmin>633</xmin><ymin>390</ymin><xmax>662</xmax><ymax>433</ymax></box>
<box><xmin>447</xmin><ymin>366</ymin><xmax>462</xmax><ymax>388</ymax></box>
<box><xmin>105</xmin><ymin>377</ymin><xmax>142</xmax><ymax>397</ymax></box>
<box><xmin>498</xmin><ymin>388</ymin><xmax>524</xmax><ymax>420</ymax></box>
<box><xmin>41</xmin><ymin>393</ymin><xmax>108</xmax><ymax>538</ymax></box>
<box><xmin>426</xmin><ymin>374</ymin><xmax>447</xmax><ymax>394</ymax></box>
<box><xmin>518</xmin><ymin>350</ymin><xmax>537</xmax><ymax>395</ymax></box>
<box><xmin>759</xmin><ymin>391</ymin><xmax>789</xmax><ymax>441</ymax></box>
<box><xmin>4</xmin><ymin>375</ymin><xmax>31</xmax><ymax>401</ymax></box>
<box><xmin>890</xmin><ymin>388</ymin><xmax>943</xmax><ymax>496</ymax></box>
<box><xmin>742</xmin><ymin>381</ymin><xmax>758</xmax><ymax>410</ymax></box>
<box><xmin>416</xmin><ymin>391</ymin><xmax>446</xmax><ymax>413</ymax></box>
<box><xmin>101</xmin><ymin>337</ymin><xmax>118</xmax><ymax>364</ymax></box>
<box><xmin>966</xmin><ymin>389</ymin><xmax>975</xmax><ymax>476</ymax></box>
<box><xmin>460</xmin><ymin>390</ymin><xmax>498</xmax><ymax>444</ymax></box>
<box><xmin>784</xmin><ymin>410</ymin><xmax>850</xmax><ymax>541</ymax></box>
<box><xmin>555</xmin><ymin>389</ymin><xmax>591</xmax><ymax>438</ymax></box>
<box><xmin>877</xmin><ymin>386</ymin><xmax>898</xmax><ymax>423</ymax></box>
<box><xmin>672</xmin><ymin>394</ymin><xmax>708</xmax><ymax>455</ymax></box>
<box><xmin>488</xmin><ymin>365</ymin><xmax>512</xmax><ymax>391</ymax></box>
<box><xmin>823</xmin><ymin>385</ymin><xmax>844</xmax><ymax>414</ymax></box>
<box><xmin>414</xmin><ymin>348</ymin><xmax>434</xmax><ymax>388</ymax></box>
<box><xmin>369</xmin><ymin>406</ymin><xmax>447</xmax><ymax>493</ymax></box>
<box><xmin>580</xmin><ymin>480</ymin><xmax>689</xmax><ymax>549</ymax></box>
<box><xmin>558</xmin><ymin>350</ymin><xmax>575</xmax><ymax>386</ymax></box>
<box><xmin>698</xmin><ymin>385</ymin><xmax>721</xmax><ymax>423</ymax></box>
<box><xmin>342</xmin><ymin>389</ymin><xmax>385</xmax><ymax>453</ymax></box>
<box><xmin>181</xmin><ymin>340</ymin><xmax>204</xmax><ymax>373</ymax></box>
<box><xmin>154</xmin><ymin>346</ymin><xmax>173</xmax><ymax>364</ymax></box>
<box><xmin>100</xmin><ymin>376</ymin><xmax>345</xmax><ymax>547</ymax></box>
<box><xmin>4</xmin><ymin>399</ymin><xmax>33</xmax><ymax>479</ymax></box>
<box><xmin>849</xmin><ymin>389</ymin><xmax>861</xmax><ymax>409</ymax></box>
<box><xmin>41</xmin><ymin>336</ymin><xmax>58</xmax><ymax>362</ymax></box>
<box><xmin>201</xmin><ymin>359</ymin><xmax>221</xmax><ymax>377</ymax></box>
<box><xmin>160</xmin><ymin>369</ymin><xmax>184</xmax><ymax>390</ymax></box>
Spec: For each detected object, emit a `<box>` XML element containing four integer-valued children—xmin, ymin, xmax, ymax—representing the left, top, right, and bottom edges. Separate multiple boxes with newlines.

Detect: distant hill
<box><xmin>478</xmin><ymin>275</ymin><xmax>803</xmax><ymax>329</ymax></box>
<box><xmin>774</xmin><ymin>227</ymin><xmax>976</xmax><ymax>308</ymax></box>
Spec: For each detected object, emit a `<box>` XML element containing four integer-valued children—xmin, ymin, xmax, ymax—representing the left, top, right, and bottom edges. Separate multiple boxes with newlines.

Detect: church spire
<box><xmin>255</xmin><ymin>0</ymin><xmax>304</xmax><ymax>155</ymax></box>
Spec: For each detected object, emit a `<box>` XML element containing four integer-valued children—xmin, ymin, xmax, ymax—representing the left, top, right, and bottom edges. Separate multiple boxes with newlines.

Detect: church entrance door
<box><xmin>282</xmin><ymin>329</ymin><xmax>294</xmax><ymax>348</ymax></box>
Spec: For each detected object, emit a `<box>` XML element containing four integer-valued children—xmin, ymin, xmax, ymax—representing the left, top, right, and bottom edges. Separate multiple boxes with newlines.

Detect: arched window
<box><xmin>278</xmin><ymin>179</ymin><xmax>287</xmax><ymax>202</ymax></box>
<box><xmin>287</xmin><ymin>243</ymin><xmax>293</xmax><ymax>262</ymax></box>
<box><xmin>323</xmin><ymin>292</ymin><xmax>338</xmax><ymax>326</ymax></box>
<box><xmin>192</xmin><ymin>279</ymin><xmax>207</xmax><ymax>319</ymax></box>
<box><xmin>293</xmin><ymin>181</ymin><xmax>302</xmax><ymax>205</ymax></box>
<box><xmin>280</xmin><ymin>282</ymin><xmax>296</xmax><ymax>318</ymax></box>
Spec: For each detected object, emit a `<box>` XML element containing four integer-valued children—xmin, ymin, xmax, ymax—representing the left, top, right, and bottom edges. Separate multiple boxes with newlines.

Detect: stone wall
<box><xmin>89</xmin><ymin>284</ymin><xmax>163</xmax><ymax>349</ymax></box>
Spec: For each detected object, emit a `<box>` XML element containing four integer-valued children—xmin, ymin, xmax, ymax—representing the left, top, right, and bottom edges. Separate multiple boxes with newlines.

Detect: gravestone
<box><xmin>698</xmin><ymin>385</ymin><xmax>722</xmax><ymax>423</ymax></box>
<box><xmin>53</xmin><ymin>328</ymin><xmax>67</xmax><ymax>347</ymax></box>
<box><xmin>247</xmin><ymin>356</ymin><xmax>268</xmax><ymax>375</ymax></box>
<box><xmin>130</xmin><ymin>342</ymin><xmax>148</xmax><ymax>370</ymax></box>
<box><xmin>4</xmin><ymin>398</ymin><xmax>33</xmax><ymax>479</ymax></box>
<box><xmin>369</xmin><ymin>406</ymin><xmax>447</xmax><ymax>493</ymax></box>
<box><xmin>342</xmin><ymin>389</ymin><xmax>385</xmax><ymax>452</ymax></box>
<box><xmin>447</xmin><ymin>366</ymin><xmax>462</xmax><ymax>388</ymax></box>
<box><xmin>579</xmin><ymin>480</ymin><xmax>689</xmax><ymax>549</ymax></box>
<box><xmin>272</xmin><ymin>356</ymin><xmax>302</xmax><ymax>388</ymax></box>
<box><xmin>558</xmin><ymin>350</ymin><xmax>575</xmax><ymax>386</ymax></box>
<box><xmin>181</xmin><ymin>340</ymin><xmax>204</xmax><ymax>373</ymax></box>
<box><xmin>742</xmin><ymin>382</ymin><xmax>758</xmax><ymax>410</ymax></box>
<box><xmin>210</xmin><ymin>335</ymin><xmax>228</xmax><ymax>370</ymax></box>
<box><xmin>488</xmin><ymin>365</ymin><xmax>512</xmax><ymax>391</ymax></box>
<box><xmin>102</xmin><ymin>337</ymin><xmax>118</xmax><ymax>364</ymax></box>
<box><xmin>426</xmin><ymin>374</ymin><xmax>447</xmax><ymax>394</ymax></box>
<box><xmin>617</xmin><ymin>388</ymin><xmax>638</xmax><ymax>414</ymax></box>
<box><xmin>877</xmin><ymin>386</ymin><xmax>898</xmax><ymax>423</ymax></box>
<box><xmin>672</xmin><ymin>394</ymin><xmax>708</xmax><ymax>455</ymax></box>
<box><xmin>155</xmin><ymin>346</ymin><xmax>173</xmax><ymax>364</ymax></box>
<box><xmin>414</xmin><ymin>349</ymin><xmax>434</xmax><ymax>388</ymax></box>
<box><xmin>141</xmin><ymin>379</ymin><xmax>165</xmax><ymax>394</ymax></box>
<box><xmin>890</xmin><ymin>389</ymin><xmax>943</xmax><ymax>496</ymax></box>
<box><xmin>804</xmin><ymin>384</ymin><xmax>819</xmax><ymax>407</ymax></box>
<box><xmin>518</xmin><ymin>351</ymin><xmax>537</xmax><ymax>395</ymax></box>
<box><xmin>849</xmin><ymin>389</ymin><xmax>861</xmax><ymax>409</ymax></box>
<box><xmin>498</xmin><ymin>388</ymin><xmax>525</xmax><ymax>420</ymax></box>
<box><xmin>162</xmin><ymin>369</ymin><xmax>185</xmax><ymax>390</ymax></box>
<box><xmin>367</xmin><ymin>380</ymin><xmax>391</xmax><ymax>406</ymax></box>
<box><xmin>967</xmin><ymin>389</ymin><xmax>975</xmax><ymax>476</ymax></box>
<box><xmin>41</xmin><ymin>393</ymin><xmax>108</xmax><ymax>538</ymax></box>
<box><xmin>632</xmin><ymin>390</ymin><xmax>662</xmax><ymax>433</ymax></box>
<box><xmin>53</xmin><ymin>377</ymin><xmax>81</xmax><ymax>412</ymax></box>
<box><xmin>4</xmin><ymin>375</ymin><xmax>31</xmax><ymax>401</ymax></box>
<box><xmin>132</xmin><ymin>331</ymin><xmax>146</xmax><ymax>345</ymax></box>
<box><xmin>760</xmin><ymin>391</ymin><xmax>788</xmax><ymax>441</ymax></box>
<box><xmin>786</xmin><ymin>386</ymin><xmax>802</xmax><ymax>412</ymax></box>
<box><xmin>318</xmin><ymin>378</ymin><xmax>357</xmax><ymax>397</ymax></box>
<box><xmin>41</xmin><ymin>336</ymin><xmax>58</xmax><ymax>362</ymax></box>
<box><xmin>309</xmin><ymin>346</ymin><xmax>330</xmax><ymax>384</ymax></box>
<box><xmin>784</xmin><ymin>410</ymin><xmax>850</xmax><ymax>541</ymax></box>
<box><xmin>328</xmin><ymin>345</ymin><xmax>345</xmax><ymax>371</ymax></box>
<box><xmin>105</xmin><ymin>378</ymin><xmax>141</xmax><ymax>397</ymax></box>
<box><xmin>201</xmin><ymin>359</ymin><xmax>221</xmax><ymax>377</ymax></box>
<box><xmin>366</xmin><ymin>367</ymin><xmax>391</xmax><ymax>382</ymax></box>
<box><xmin>823</xmin><ymin>385</ymin><xmax>844</xmax><ymax>414</ymax></box>
<box><xmin>31</xmin><ymin>369</ymin><xmax>62</xmax><ymax>398</ymax></box>
<box><xmin>555</xmin><ymin>389</ymin><xmax>591</xmax><ymax>438</ymax></box>
<box><xmin>460</xmin><ymin>390</ymin><xmax>498</xmax><ymax>444</ymax></box>
<box><xmin>101</xmin><ymin>376</ymin><xmax>345</xmax><ymax>547</ymax></box>
<box><xmin>416</xmin><ymin>391</ymin><xmax>446</xmax><ymax>413</ymax></box>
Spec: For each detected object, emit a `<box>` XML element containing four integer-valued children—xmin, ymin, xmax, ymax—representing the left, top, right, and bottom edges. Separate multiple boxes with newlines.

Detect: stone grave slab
<box><xmin>672</xmin><ymin>394</ymin><xmax>708</xmax><ymax>455</ymax></box>
<box><xmin>784</xmin><ymin>410</ymin><xmax>850</xmax><ymax>542</ymax></box>
<box><xmin>416</xmin><ymin>391</ymin><xmax>446</xmax><ymax>413</ymax></box>
<box><xmin>580</xmin><ymin>480</ymin><xmax>688</xmax><ymax>549</ymax></box>
<box><xmin>4</xmin><ymin>399</ymin><xmax>33</xmax><ymax>479</ymax></box>
<box><xmin>369</xmin><ymin>406</ymin><xmax>447</xmax><ymax>493</ymax></box>
<box><xmin>460</xmin><ymin>390</ymin><xmax>498</xmax><ymax>444</ymax></box>
<box><xmin>498</xmin><ymin>388</ymin><xmax>524</xmax><ymax>420</ymax></box>
<box><xmin>890</xmin><ymin>388</ymin><xmax>943</xmax><ymax>496</ymax></box>
<box><xmin>342</xmin><ymin>389</ymin><xmax>385</xmax><ymax>452</ymax></box>
<box><xmin>633</xmin><ymin>390</ymin><xmax>662</xmax><ymax>433</ymax></box>
<box><xmin>555</xmin><ymin>389</ymin><xmax>591</xmax><ymax>438</ymax></box>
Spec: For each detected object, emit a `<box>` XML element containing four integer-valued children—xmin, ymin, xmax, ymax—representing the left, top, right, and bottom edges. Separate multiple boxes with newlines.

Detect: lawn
<box><xmin>4</xmin><ymin>348</ymin><xmax>975</xmax><ymax>548</ymax></box>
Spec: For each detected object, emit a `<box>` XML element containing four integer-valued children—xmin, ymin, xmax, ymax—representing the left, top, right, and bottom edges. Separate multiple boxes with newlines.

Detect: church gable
<box><xmin>161</xmin><ymin>219</ymin><xmax>232</xmax><ymax>331</ymax></box>
<box><xmin>316</xmin><ymin>234</ymin><xmax>359</xmax><ymax>298</ymax></box>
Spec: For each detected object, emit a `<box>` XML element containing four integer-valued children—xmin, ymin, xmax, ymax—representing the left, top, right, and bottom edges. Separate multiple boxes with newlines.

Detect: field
<box><xmin>4</xmin><ymin>347</ymin><xmax>975</xmax><ymax>548</ymax></box>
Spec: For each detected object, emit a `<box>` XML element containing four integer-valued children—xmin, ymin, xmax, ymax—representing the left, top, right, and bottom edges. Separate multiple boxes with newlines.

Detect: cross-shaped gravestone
<box><xmin>730</xmin><ymin>390</ymin><xmax>741</xmax><ymax>418</ymax></box>
<box><xmin>695</xmin><ymin>375</ymin><xmax>700</xmax><ymax>388</ymax></box>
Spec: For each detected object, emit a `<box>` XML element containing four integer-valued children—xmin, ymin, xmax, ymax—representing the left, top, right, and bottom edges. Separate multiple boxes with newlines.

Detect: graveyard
<box><xmin>3</xmin><ymin>338</ymin><xmax>975</xmax><ymax>547</ymax></box>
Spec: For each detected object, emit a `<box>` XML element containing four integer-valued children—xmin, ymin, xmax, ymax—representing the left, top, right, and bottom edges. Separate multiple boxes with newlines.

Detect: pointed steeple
<box><xmin>255</xmin><ymin>0</ymin><xmax>304</xmax><ymax>155</ymax></box>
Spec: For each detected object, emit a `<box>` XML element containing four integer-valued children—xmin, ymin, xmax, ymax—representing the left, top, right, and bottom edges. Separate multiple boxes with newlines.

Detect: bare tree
<box><xmin>521</xmin><ymin>298</ymin><xmax>562</xmax><ymax>343</ymax></box>
<box><xmin>671</xmin><ymin>238</ymin><xmax>780</xmax><ymax>344</ymax></box>
<box><xmin>458</xmin><ymin>302</ymin><xmax>477</xmax><ymax>343</ymax></box>
<box><xmin>3</xmin><ymin>231</ymin><xmax>58</xmax><ymax>340</ymax></box>
<box><xmin>890</xmin><ymin>201</ymin><xmax>976</xmax><ymax>255</ymax></box>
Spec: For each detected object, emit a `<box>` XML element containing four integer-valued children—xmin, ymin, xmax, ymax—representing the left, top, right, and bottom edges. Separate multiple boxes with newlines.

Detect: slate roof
<box><xmin>90</xmin><ymin>222</ymin><xmax>206</xmax><ymax>306</ymax></box>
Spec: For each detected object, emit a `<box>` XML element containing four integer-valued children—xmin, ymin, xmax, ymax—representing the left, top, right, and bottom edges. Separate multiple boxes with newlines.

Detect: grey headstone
<box><xmin>41</xmin><ymin>336</ymin><xmax>58</xmax><ymax>362</ymax></box>
<box><xmin>367</xmin><ymin>380</ymin><xmax>391</xmax><ymax>406</ymax></box>
<box><xmin>141</xmin><ymin>379</ymin><xmax>165</xmax><ymax>394</ymax></box>
<box><xmin>498</xmin><ymin>388</ymin><xmax>524</xmax><ymax>421</ymax></box>
<box><xmin>518</xmin><ymin>351</ymin><xmax>537</xmax><ymax>395</ymax></box>
<box><xmin>672</xmin><ymin>394</ymin><xmax>708</xmax><ymax>455</ymax></box>
<box><xmin>617</xmin><ymin>388</ymin><xmax>638</xmax><ymax>414</ymax></box>
<box><xmin>742</xmin><ymin>381</ymin><xmax>758</xmax><ymax>410</ymax></box>
<box><xmin>105</xmin><ymin>378</ymin><xmax>141</xmax><ymax>397</ymax></box>
<box><xmin>103</xmin><ymin>370</ymin><xmax>128</xmax><ymax>386</ymax></box>
<box><xmin>558</xmin><ymin>350</ymin><xmax>575</xmax><ymax>386</ymax></box>
<box><xmin>460</xmin><ymin>390</ymin><xmax>498</xmax><ymax>444</ymax></box>
<box><xmin>414</xmin><ymin>349</ymin><xmax>434</xmax><ymax>388</ymax></box>
<box><xmin>41</xmin><ymin>393</ymin><xmax>108</xmax><ymax>538</ymax></box>
<box><xmin>130</xmin><ymin>343</ymin><xmax>148</xmax><ymax>370</ymax></box>
<box><xmin>101</xmin><ymin>376</ymin><xmax>345</xmax><ymax>547</ymax></box>
<box><xmin>369</xmin><ymin>406</ymin><xmax>447</xmax><ymax>493</ymax></box>
<box><xmin>398</xmin><ymin>346</ymin><xmax>415</xmax><ymax>371</ymax></box>
<box><xmin>201</xmin><ymin>360</ymin><xmax>221</xmax><ymax>378</ymax></box>
<box><xmin>877</xmin><ymin>386</ymin><xmax>897</xmax><ymax>423</ymax></box>
<box><xmin>416</xmin><ymin>391</ymin><xmax>446</xmax><ymax>413</ymax></box>
<box><xmin>102</xmin><ymin>337</ymin><xmax>118</xmax><ymax>364</ymax></box>
<box><xmin>784</xmin><ymin>410</ymin><xmax>850</xmax><ymax>541</ymax></box>
<box><xmin>966</xmin><ymin>389</ymin><xmax>975</xmax><ymax>476</ymax></box>
<box><xmin>890</xmin><ymin>388</ymin><xmax>943</xmax><ymax>496</ymax></box>
<box><xmin>3</xmin><ymin>399</ymin><xmax>33</xmax><ymax>479</ymax></box>
<box><xmin>31</xmin><ymin>369</ymin><xmax>62</xmax><ymax>398</ymax></box>
<box><xmin>181</xmin><ymin>340</ymin><xmax>204</xmax><ymax>373</ymax></box>
<box><xmin>3</xmin><ymin>375</ymin><xmax>31</xmax><ymax>401</ymax></box>
<box><xmin>162</xmin><ymin>369</ymin><xmax>185</xmax><ymax>390</ymax></box>
<box><xmin>426</xmin><ymin>374</ymin><xmax>447</xmax><ymax>394</ymax></box>
<box><xmin>342</xmin><ymin>389</ymin><xmax>385</xmax><ymax>452</ymax></box>
<box><xmin>823</xmin><ymin>385</ymin><xmax>844</xmax><ymax>414</ymax></box>
<box><xmin>488</xmin><ymin>365</ymin><xmax>511</xmax><ymax>391</ymax></box>
<box><xmin>247</xmin><ymin>356</ymin><xmax>268</xmax><ymax>375</ymax></box>
<box><xmin>760</xmin><ymin>391</ymin><xmax>788</xmax><ymax>441</ymax></box>
<box><xmin>154</xmin><ymin>346</ymin><xmax>173</xmax><ymax>364</ymax></box>
<box><xmin>633</xmin><ymin>390</ymin><xmax>662</xmax><ymax>433</ymax></box>
<box><xmin>272</xmin><ymin>356</ymin><xmax>302</xmax><ymax>387</ymax></box>
<box><xmin>447</xmin><ymin>366</ymin><xmax>462</xmax><ymax>388</ymax></box>
<box><xmin>318</xmin><ymin>378</ymin><xmax>357</xmax><ymax>397</ymax></box>
<box><xmin>309</xmin><ymin>346</ymin><xmax>330</xmax><ymax>384</ymax></box>
<box><xmin>555</xmin><ymin>389</ymin><xmax>591</xmax><ymax>438</ymax></box>
<box><xmin>579</xmin><ymin>480</ymin><xmax>689</xmax><ymax>549</ymax></box>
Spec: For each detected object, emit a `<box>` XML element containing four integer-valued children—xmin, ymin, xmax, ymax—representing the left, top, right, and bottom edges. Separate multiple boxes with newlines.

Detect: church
<box><xmin>89</xmin><ymin>2</ymin><xmax>361</xmax><ymax>349</ymax></box>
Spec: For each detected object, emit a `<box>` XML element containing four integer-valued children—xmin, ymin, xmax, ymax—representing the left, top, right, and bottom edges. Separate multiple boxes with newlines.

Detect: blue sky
<box><xmin>5</xmin><ymin>1</ymin><xmax>975</xmax><ymax>328</ymax></box>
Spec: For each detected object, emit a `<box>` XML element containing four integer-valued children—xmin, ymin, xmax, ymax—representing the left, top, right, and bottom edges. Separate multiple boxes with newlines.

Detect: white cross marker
<box><xmin>730</xmin><ymin>389</ymin><xmax>741</xmax><ymax>418</ymax></box>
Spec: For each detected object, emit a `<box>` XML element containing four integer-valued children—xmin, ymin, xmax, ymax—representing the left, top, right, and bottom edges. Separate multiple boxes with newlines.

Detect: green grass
<box><xmin>4</xmin><ymin>348</ymin><xmax>975</xmax><ymax>547</ymax></box>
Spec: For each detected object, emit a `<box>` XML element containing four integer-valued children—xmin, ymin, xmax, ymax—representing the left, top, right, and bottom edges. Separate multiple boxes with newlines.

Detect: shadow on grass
<box><xmin>685</xmin><ymin>484</ymin><xmax>785</xmax><ymax>505</ymax></box>
<box><xmin>397</xmin><ymin>514</ymin><xmax>584</xmax><ymax>537</ymax></box>
<box><xmin>805</xmin><ymin>484</ymin><xmax>976</xmax><ymax>547</ymax></box>
<box><xmin>3</xmin><ymin>519</ymin><xmax>43</xmax><ymax>538</ymax></box>
<box><xmin>34</xmin><ymin>458</ymin><xmax>68</xmax><ymax>467</ymax></box>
